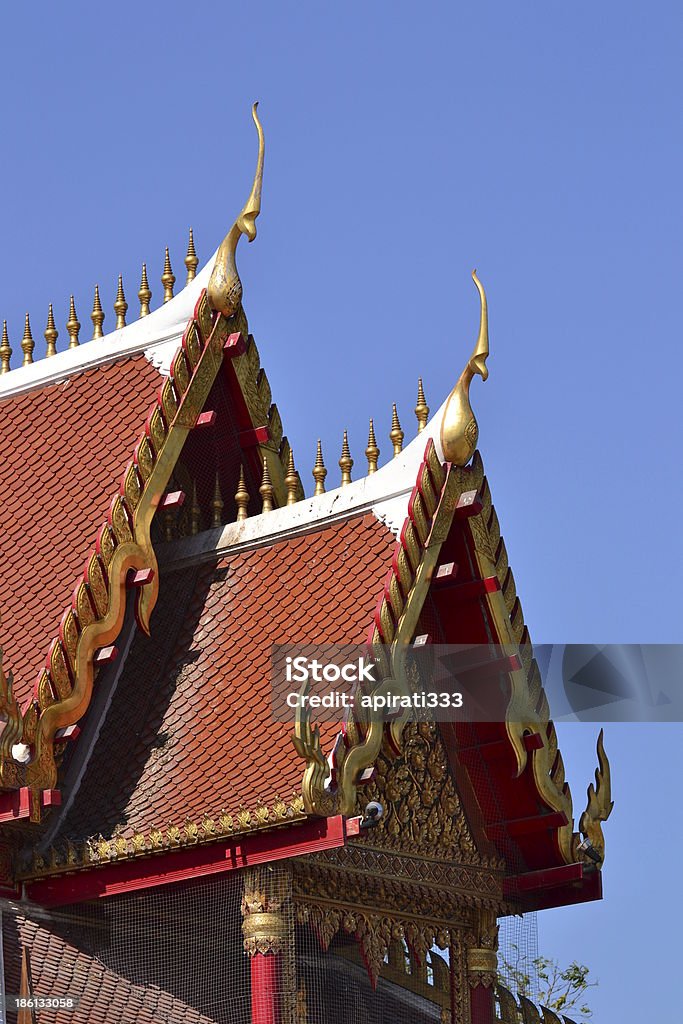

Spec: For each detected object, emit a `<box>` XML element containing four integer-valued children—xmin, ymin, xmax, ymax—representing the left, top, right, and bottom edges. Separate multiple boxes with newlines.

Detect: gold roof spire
<box><xmin>91</xmin><ymin>285</ymin><xmax>105</xmax><ymax>340</ymax></box>
<box><xmin>259</xmin><ymin>457</ymin><xmax>274</xmax><ymax>513</ymax></box>
<box><xmin>44</xmin><ymin>304</ymin><xmax>58</xmax><ymax>358</ymax></box>
<box><xmin>208</xmin><ymin>102</ymin><xmax>264</xmax><ymax>318</ymax></box>
<box><xmin>138</xmin><ymin>263</ymin><xmax>152</xmax><ymax>317</ymax></box>
<box><xmin>161</xmin><ymin>247</ymin><xmax>175</xmax><ymax>303</ymax></box>
<box><xmin>389</xmin><ymin>404</ymin><xmax>404</xmax><ymax>456</ymax></box>
<box><xmin>185</xmin><ymin>228</ymin><xmax>199</xmax><ymax>284</ymax></box>
<box><xmin>211</xmin><ymin>473</ymin><xmax>224</xmax><ymax>527</ymax></box>
<box><xmin>312</xmin><ymin>440</ymin><xmax>327</xmax><ymax>496</ymax></box>
<box><xmin>114</xmin><ymin>275</ymin><xmax>128</xmax><ymax>329</ymax></box>
<box><xmin>339</xmin><ymin>430</ymin><xmax>353</xmax><ymax>486</ymax></box>
<box><xmin>0</xmin><ymin>320</ymin><xmax>11</xmax><ymax>373</ymax></box>
<box><xmin>190</xmin><ymin>481</ymin><xmax>202</xmax><ymax>536</ymax></box>
<box><xmin>235</xmin><ymin>465</ymin><xmax>250</xmax><ymax>521</ymax></box>
<box><xmin>284</xmin><ymin>448</ymin><xmax>299</xmax><ymax>506</ymax></box>
<box><xmin>440</xmin><ymin>269</ymin><xmax>489</xmax><ymax>466</ymax></box>
<box><xmin>365</xmin><ymin>419</ymin><xmax>380</xmax><ymax>474</ymax></box>
<box><xmin>21</xmin><ymin>313</ymin><xmax>34</xmax><ymax>366</ymax></box>
<box><xmin>415</xmin><ymin>377</ymin><xmax>429</xmax><ymax>432</ymax></box>
<box><xmin>66</xmin><ymin>295</ymin><xmax>81</xmax><ymax>348</ymax></box>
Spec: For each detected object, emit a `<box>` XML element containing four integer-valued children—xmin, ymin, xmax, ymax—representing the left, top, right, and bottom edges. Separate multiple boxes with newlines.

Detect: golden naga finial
<box><xmin>440</xmin><ymin>269</ymin><xmax>489</xmax><ymax>466</ymax></box>
<box><xmin>207</xmin><ymin>102</ymin><xmax>264</xmax><ymax>318</ymax></box>
<box><xmin>578</xmin><ymin>729</ymin><xmax>614</xmax><ymax>865</ymax></box>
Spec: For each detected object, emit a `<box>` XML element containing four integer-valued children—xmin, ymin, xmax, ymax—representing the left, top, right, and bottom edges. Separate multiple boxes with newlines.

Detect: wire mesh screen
<box><xmin>496</xmin><ymin>912</ymin><xmax>539</xmax><ymax>1003</ymax></box>
<box><xmin>1</xmin><ymin>873</ymin><xmax>249</xmax><ymax>1024</ymax></box>
<box><xmin>296</xmin><ymin>924</ymin><xmax>450</xmax><ymax>1024</ymax></box>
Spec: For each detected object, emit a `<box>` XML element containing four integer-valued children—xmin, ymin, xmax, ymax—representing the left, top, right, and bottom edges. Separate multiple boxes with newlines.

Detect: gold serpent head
<box><xmin>207</xmin><ymin>102</ymin><xmax>265</xmax><ymax>317</ymax></box>
<box><xmin>439</xmin><ymin>269</ymin><xmax>489</xmax><ymax>466</ymax></box>
<box><xmin>578</xmin><ymin>729</ymin><xmax>614</xmax><ymax>865</ymax></box>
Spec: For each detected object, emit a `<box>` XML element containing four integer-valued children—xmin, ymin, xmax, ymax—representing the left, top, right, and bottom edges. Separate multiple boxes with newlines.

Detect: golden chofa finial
<box><xmin>339</xmin><ymin>430</ymin><xmax>353</xmax><ymax>486</ymax></box>
<box><xmin>365</xmin><ymin>419</ymin><xmax>380</xmax><ymax>474</ymax></box>
<box><xmin>185</xmin><ymin>228</ymin><xmax>199</xmax><ymax>284</ymax></box>
<box><xmin>91</xmin><ymin>285</ymin><xmax>105</xmax><ymax>340</ymax></box>
<box><xmin>208</xmin><ymin>102</ymin><xmax>264</xmax><ymax>318</ymax></box>
<box><xmin>578</xmin><ymin>729</ymin><xmax>614</xmax><ymax>866</ymax></box>
<box><xmin>66</xmin><ymin>295</ymin><xmax>80</xmax><ymax>348</ymax></box>
<box><xmin>21</xmin><ymin>314</ymin><xmax>34</xmax><ymax>366</ymax></box>
<box><xmin>138</xmin><ymin>263</ymin><xmax>152</xmax><ymax>317</ymax></box>
<box><xmin>44</xmin><ymin>304</ymin><xmax>58</xmax><ymax>357</ymax></box>
<box><xmin>284</xmin><ymin>448</ymin><xmax>299</xmax><ymax>506</ymax></box>
<box><xmin>440</xmin><ymin>269</ymin><xmax>489</xmax><ymax>466</ymax></box>
<box><xmin>162</xmin><ymin>248</ymin><xmax>175</xmax><ymax>303</ymax></box>
<box><xmin>235</xmin><ymin>464</ymin><xmax>250</xmax><ymax>521</ymax></box>
<box><xmin>389</xmin><ymin>404</ymin><xmax>404</xmax><ymax>457</ymax></box>
<box><xmin>312</xmin><ymin>440</ymin><xmax>327</xmax><ymax>496</ymax></box>
<box><xmin>114</xmin><ymin>275</ymin><xmax>128</xmax><ymax>329</ymax></box>
<box><xmin>415</xmin><ymin>378</ymin><xmax>429</xmax><ymax>432</ymax></box>
<box><xmin>0</xmin><ymin>320</ymin><xmax>11</xmax><ymax>373</ymax></box>
<box><xmin>259</xmin><ymin>457</ymin><xmax>274</xmax><ymax>513</ymax></box>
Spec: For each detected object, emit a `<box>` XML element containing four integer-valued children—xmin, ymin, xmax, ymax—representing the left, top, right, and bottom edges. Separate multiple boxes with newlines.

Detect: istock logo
<box><xmin>284</xmin><ymin>655</ymin><xmax>377</xmax><ymax>684</ymax></box>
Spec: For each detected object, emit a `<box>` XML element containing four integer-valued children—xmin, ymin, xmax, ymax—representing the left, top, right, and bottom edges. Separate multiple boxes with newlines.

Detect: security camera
<box><xmin>578</xmin><ymin>837</ymin><xmax>602</xmax><ymax>865</ymax></box>
<box><xmin>360</xmin><ymin>801</ymin><xmax>384</xmax><ymax>829</ymax></box>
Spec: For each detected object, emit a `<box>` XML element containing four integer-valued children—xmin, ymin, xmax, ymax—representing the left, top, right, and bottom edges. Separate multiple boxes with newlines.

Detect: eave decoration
<box><xmin>0</xmin><ymin>105</ymin><xmax>268</xmax><ymax>821</ymax></box>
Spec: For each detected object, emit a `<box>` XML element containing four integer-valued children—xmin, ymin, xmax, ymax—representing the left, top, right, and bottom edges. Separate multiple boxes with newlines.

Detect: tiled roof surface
<box><xmin>0</xmin><ymin>357</ymin><xmax>163</xmax><ymax>704</ymax></box>
<box><xmin>58</xmin><ymin>513</ymin><xmax>396</xmax><ymax>841</ymax></box>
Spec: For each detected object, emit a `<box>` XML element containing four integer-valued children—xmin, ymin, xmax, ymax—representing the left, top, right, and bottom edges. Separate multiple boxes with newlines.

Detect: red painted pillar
<box><xmin>469</xmin><ymin>983</ymin><xmax>495</xmax><ymax>1024</ymax></box>
<box><xmin>242</xmin><ymin>865</ymin><xmax>290</xmax><ymax>1024</ymax></box>
<box><xmin>250</xmin><ymin>952</ymin><xmax>282</xmax><ymax>1024</ymax></box>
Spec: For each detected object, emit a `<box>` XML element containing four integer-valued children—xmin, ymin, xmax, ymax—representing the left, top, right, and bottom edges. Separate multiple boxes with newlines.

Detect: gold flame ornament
<box><xmin>578</xmin><ymin>729</ymin><xmax>614</xmax><ymax>865</ymax></box>
<box><xmin>440</xmin><ymin>270</ymin><xmax>489</xmax><ymax>466</ymax></box>
<box><xmin>208</xmin><ymin>102</ymin><xmax>264</xmax><ymax>318</ymax></box>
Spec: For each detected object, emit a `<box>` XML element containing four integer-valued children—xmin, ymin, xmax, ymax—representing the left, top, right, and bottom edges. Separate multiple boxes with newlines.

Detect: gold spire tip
<box><xmin>259</xmin><ymin>456</ymin><xmax>274</xmax><ymax>513</ymax></box>
<box><xmin>21</xmin><ymin>313</ymin><xmax>34</xmax><ymax>366</ymax></box>
<box><xmin>365</xmin><ymin>418</ymin><xmax>380</xmax><ymax>474</ymax></box>
<box><xmin>415</xmin><ymin>377</ymin><xmax>429</xmax><ymax>432</ymax></box>
<box><xmin>91</xmin><ymin>285</ymin><xmax>105</xmax><ymax>340</ymax></box>
<box><xmin>235</xmin><ymin>464</ymin><xmax>250</xmax><ymax>521</ymax></box>
<box><xmin>339</xmin><ymin>430</ymin><xmax>353</xmax><ymax>486</ymax></box>
<box><xmin>45</xmin><ymin>304</ymin><xmax>58</xmax><ymax>358</ymax></box>
<box><xmin>284</xmin><ymin>447</ymin><xmax>299</xmax><ymax>506</ymax></box>
<box><xmin>162</xmin><ymin>247</ymin><xmax>175</xmax><ymax>303</ymax></box>
<box><xmin>390</xmin><ymin>404</ymin><xmax>404</xmax><ymax>457</ymax></box>
<box><xmin>138</xmin><ymin>263</ymin><xmax>152</xmax><ymax>317</ymax></box>
<box><xmin>114</xmin><ymin>274</ymin><xmax>128</xmax><ymax>330</ymax></box>
<box><xmin>185</xmin><ymin>227</ymin><xmax>199</xmax><ymax>284</ymax></box>
<box><xmin>0</xmin><ymin>320</ymin><xmax>12</xmax><ymax>374</ymax></box>
<box><xmin>66</xmin><ymin>295</ymin><xmax>81</xmax><ymax>349</ymax></box>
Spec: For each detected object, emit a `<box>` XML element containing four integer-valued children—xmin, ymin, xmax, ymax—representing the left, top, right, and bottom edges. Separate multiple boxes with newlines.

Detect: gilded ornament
<box><xmin>440</xmin><ymin>270</ymin><xmax>489</xmax><ymax>466</ymax></box>
<box><xmin>161</xmin><ymin>247</ymin><xmax>175</xmax><ymax>303</ymax></box>
<box><xmin>208</xmin><ymin>102</ymin><xmax>264</xmax><ymax>317</ymax></box>
<box><xmin>138</xmin><ymin>263</ymin><xmax>152</xmax><ymax>317</ymax></box>
<box><xmin>0</xmin><ymin>320</ymin><xmax>11</xmax><ymax>373</ymax></box>
<box><xmin>259</xmin><ymin>457</ymin><xmax>274</xmax><ymax>513</ymax></box>
<box><xmin>415</xmin><ymin>377</ymin><xmax>429</xmax><ymax>431</ymax></box>
<box><xmin>284</xmin><ymin>448</ymin><xmax>298</xmax><ymax>506</ymax></box>
<box><xmin>184</xmin><ymin>322</ymin><xmax>201</xmax><ymax>370</ymax></box>
<box><xmin>365</xmin><ymin>419</ymin><xmax>380</xmax><ymax>474</ymax></box>
<box><xmin>66</xmin><ymin>295</ymin><xmax>80</xmax><ymax>348</ymax></box>
<box><xmin>577</xmin><ymin>729</ymin><xmax>613</xmax><ymax>864</ymax></box>
<box><xmin>20</xmin><ymin>313</ymin><xmax>34</xmax><ymax>366</ymax></box>
<box><xmin>44</xmin><ymin>304</ymin><xmax>58</xmax><ymax>357</ymax></box>
<box><xmin>211</xmin><ymin>473</ymin><xmax>224</xmax><ymax>528</ymax></box>
<box><xmin>90</xmin><ymin>285</ymin><xmax>105</xmax><ymax>340</ymax></box>
<box><xmin>390</xmin><ymin>404</ymin><xmax>404</xmax><ymax>456</ymax></box>
<box><xmin>339</xmin><ymin>430</ymin><xmax>353</xmax><ymax>485</ymax></box>
<box><xmin>185</xmin><ymin>227</ymin><xmax>198</xmax><ymax>283</ymax></box>
<box><xmin>190</xmin><ymin>481</ymin><xmax>202</xmax><ymax>535</ymax></box>
<box><xmin>114</xmin><ymin>275</ymin><xmax>128</xmax><ymax>329</ymax></box>
<box><xmin>312</xmin><ymin>440</ymin><xmax>327</xmax><ymax>495</ymax></box>
<box><xmin>235</xmin><ymin>465</ymin><xmax>250</xmax><ymax>521</ymax></box>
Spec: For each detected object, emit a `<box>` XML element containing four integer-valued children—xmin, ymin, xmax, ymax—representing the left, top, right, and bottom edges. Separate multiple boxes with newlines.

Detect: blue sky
<box><xmin>1</xmin><ymin>2</ymin><xmax>681</xmax><ymax>1019</ymax></box>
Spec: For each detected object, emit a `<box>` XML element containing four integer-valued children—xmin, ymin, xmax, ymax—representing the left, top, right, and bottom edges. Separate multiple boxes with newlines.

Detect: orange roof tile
<box><xmin>58</xmin><ymin>513</ymin><xmax>396</xmax><ymax>841</ymax></box>
<box><xmin>0</xmin><ymin>357</ymin><xmax>163</xmax><ymax>705</ymax></box>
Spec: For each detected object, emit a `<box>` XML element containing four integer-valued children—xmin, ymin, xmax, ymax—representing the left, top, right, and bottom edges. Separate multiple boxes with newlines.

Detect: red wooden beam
<box><xmin>0</xmin><ymin>789</ymin><xmax>61</xmax><ymax>824</ymax></box>
<box><xmin>440</xmin><ymin>576</ymin><xmax>500</xmax><ymax>601</ymax></box>
<box><xmin>504</xmin><ymin>861</ymin><xmax>584</xmax><ymax>897</ymax></box>
<box><xmin>94</xmin><ymin>646</ymin><xmax>118</xmax><ymax>664</ymax></box>
<box><xmin>223</xmin><ymin>332</ymin><xmax>247</xmax><ymax>357</ymax></box>
<box><xmin>485</xmin><ymin>810</ymin><xmax>569</xmax><ymax>840</ymax></box>
<box><xmin>239</xmin><ymin>426</ymin><xmax>270</xmax><ymax>448</ymax></box>
<box><xmin>454</xmin><ymin>490</ymin><xmax>484</xmax><ymax>518</ymax></box>
<box><xmin>194</xmin><ymin>410</ymin><xmax>217</xmax><ymax>428</ymax></box>
<box><xmin>158</xmin><ymin>490</ymin><xmax>185</xmax><ymax>509</ymax></box>
<box><xmin>129</xmin><ymin>568</ymin><xmax>154</xmax><ymax>587</ymax></box>
<box><xmin>26</xmin><ymin>814</ymin><xmax>361</xmax><ymax>908</ymax></box>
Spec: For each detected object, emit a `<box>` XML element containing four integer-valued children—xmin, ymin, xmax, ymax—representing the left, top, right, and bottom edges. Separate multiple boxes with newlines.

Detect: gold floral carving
<box><xmin>465</xmin><ymin>908</ymin><xmax>499</xmax><ymax>988</ymax></box>
<box><xmin>241</xmin><ymin>863</ymin><xmax>292</xmax><ymax>956</ymax></box>
<box><xmin>20</xmin><ymin>795</ymin><xmax>306</xmax><ymax>879</ymax></box>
